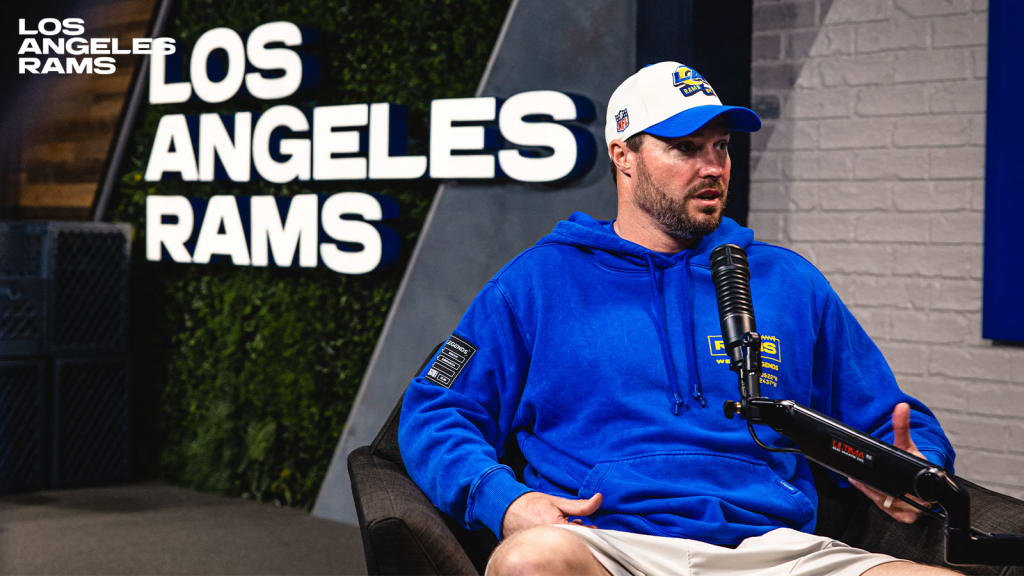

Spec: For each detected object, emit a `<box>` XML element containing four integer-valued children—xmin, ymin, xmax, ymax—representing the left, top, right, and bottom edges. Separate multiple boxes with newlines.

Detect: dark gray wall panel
<box><xmin>313</xmin><ymin>0</ymin><xmax>636</xmax><ymax>524</ymax></box>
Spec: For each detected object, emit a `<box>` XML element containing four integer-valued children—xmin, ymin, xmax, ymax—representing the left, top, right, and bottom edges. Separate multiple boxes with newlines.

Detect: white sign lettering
<box><xmin>146</xmin><ymin>193</ymin><xmax>395</xmax><ymax>274</ymax></box>
<box><xmin>144</xmin><ymin>20</ymin><xmax>595</xmax><ymax>274</ymax></box>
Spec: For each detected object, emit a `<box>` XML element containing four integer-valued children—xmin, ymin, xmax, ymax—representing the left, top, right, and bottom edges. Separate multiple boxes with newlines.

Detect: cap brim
<box><xmin>644</xmin><ymin>105</ymin><xmax>762</xmax><ymax>138</ymax></box>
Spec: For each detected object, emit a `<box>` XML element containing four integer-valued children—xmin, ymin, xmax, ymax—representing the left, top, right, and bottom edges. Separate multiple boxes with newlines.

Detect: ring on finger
<box><xmin>883</xmin><ymin>495</ymin><xmax>894</xmax><ymax>509</ymax></box>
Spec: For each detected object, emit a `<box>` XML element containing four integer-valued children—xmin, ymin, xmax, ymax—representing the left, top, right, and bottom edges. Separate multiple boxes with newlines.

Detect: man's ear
<box><xmin>609</xmin><ymin>140</ymin><xmax>634</xmax><ymax>179</ymax></box>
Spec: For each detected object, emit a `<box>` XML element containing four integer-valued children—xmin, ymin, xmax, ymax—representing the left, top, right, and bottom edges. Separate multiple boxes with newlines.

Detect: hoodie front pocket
<box><xmin>577</xmin><ymin>451</ymin><xmax>815</xmax><ymax>542</ymax></box>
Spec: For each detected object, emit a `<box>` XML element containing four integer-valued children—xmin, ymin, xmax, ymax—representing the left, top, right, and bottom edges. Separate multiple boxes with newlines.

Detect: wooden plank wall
<box><xmin>15</xmin><ymin>0</ymin><xmax>156</xmax><ymax>219</ymax></box>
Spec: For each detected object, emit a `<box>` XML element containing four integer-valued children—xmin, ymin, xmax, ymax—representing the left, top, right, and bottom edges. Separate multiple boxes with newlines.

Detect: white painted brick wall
<box><xmin>750</xmin><ymin>0</ymin><xmax>1024</xmax><ymax>499</ymax></box>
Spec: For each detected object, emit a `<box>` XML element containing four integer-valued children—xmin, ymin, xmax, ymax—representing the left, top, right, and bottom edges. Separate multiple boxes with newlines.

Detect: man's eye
<box><xmin>674</xmin><ymin>142</ymin><xmax>696</xmax><ymax>153</ymax></box>
<box><xmin>716</xmin><ymin>141</ymin><xmax>730</xmax><ymax>151</ymax></box>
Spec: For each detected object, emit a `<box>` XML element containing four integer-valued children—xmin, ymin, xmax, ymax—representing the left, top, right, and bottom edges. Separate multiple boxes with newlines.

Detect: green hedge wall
<box><xmin>110</xmin><ymin>0</ymin><xmax>510</xmax><ymax>508</ymax></box>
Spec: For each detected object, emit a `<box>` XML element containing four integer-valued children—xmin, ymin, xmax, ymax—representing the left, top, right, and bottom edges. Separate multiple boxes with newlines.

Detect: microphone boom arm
<box><xmin>723</xmin><ymin>329</ymin><xmax>1024</xmax><ymax>566</ymax></box>
<box><xmin>708</xmin><ymin>242</ymin><xmax>1024</xmax><ymax>566</ymax></box>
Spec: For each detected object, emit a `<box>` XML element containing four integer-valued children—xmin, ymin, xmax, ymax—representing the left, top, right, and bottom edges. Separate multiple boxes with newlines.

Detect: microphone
<box><xmin>710</xmin><ymin>244</ymin><xmax>761</xmax><ymax>399</ymax></box>
<box><xmin>710</xmin><ymin>244</ymin><xmax>756</xmax><ymax>362</ymax></box>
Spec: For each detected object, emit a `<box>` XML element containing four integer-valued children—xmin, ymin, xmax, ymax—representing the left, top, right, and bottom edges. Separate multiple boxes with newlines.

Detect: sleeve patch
<box><xmin>424</xmin><ymin>335</ymin><xmax>477</xmax><ymax>388</ymax></box>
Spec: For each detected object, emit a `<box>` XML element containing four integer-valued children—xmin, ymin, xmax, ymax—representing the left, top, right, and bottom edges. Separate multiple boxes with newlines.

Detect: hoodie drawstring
<box><xmin>682</xmin><ymin>260</ymin><xmax>707</xmax><ymax>408</ymax></box>
<box><xmin>646</xmin><ymin>255</ymin><xmax>686</xmax><ymax>415</ymax></box>
<box><xmin>646</xmin><ymin>253</ymin><xmax>707</xmax><ymax>414</ymax></box>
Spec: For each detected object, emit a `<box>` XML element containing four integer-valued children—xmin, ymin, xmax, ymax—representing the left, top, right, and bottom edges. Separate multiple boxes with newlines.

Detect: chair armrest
<box><xmin>956</xmin><ymin>478</ymin><xmax>1024</xmax><ymax>575</ymax></box>
<box><xmin>348</xmin><ymin>445</ymin><xmax>481</xmax><ymax>575</ymax></box>
<box><xmin>963</xmin><ymin>478</ymin><xmax>1024</xmax><ymax>539</ymax></box>
<box><xmin>838</xmin><ymin>477</ymin><xmax>1024</xmax><ymax>575</ymax></box>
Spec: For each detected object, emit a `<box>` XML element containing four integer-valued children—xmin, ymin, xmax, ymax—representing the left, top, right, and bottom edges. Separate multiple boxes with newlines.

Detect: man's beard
<box><xmin>633</xmin><ymin>156</ymin><xmax>727</xmax><ymax>241</ymax></box>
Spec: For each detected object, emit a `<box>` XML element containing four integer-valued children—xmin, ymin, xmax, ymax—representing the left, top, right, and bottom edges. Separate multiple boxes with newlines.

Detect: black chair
<box><xmin>349</xmin><ymin>347</ymin><xmax>1024</xmax><ymax>575</ymax></box>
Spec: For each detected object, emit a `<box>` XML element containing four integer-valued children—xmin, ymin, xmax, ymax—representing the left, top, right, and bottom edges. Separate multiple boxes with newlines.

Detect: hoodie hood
<box><xmin>536</xmin><ymin>211</ymin><xmax>755</xmax><ymax>414</ymax></box>
<box><xmin>539</xmin><ymin>211</ymin><xmax>755</xmax><ymax>268</ymax></box>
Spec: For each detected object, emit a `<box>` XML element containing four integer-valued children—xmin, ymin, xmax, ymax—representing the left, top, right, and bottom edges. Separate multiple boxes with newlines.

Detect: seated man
<box><xmin>398</xmin><ymin>61</ymin><xmax>959</xmax><ymax>575</ymax></box>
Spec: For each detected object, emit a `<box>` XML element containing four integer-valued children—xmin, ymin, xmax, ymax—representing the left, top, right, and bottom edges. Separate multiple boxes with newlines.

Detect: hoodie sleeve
<box><xmin>398</xmin><ymin>281</ymin><xmax>533</xmax><ymax>539</ymax></box>
<box><xmin>809</xmin><ymin>285</ymin><xmax>956</xmax><ymax>472</ymax></box>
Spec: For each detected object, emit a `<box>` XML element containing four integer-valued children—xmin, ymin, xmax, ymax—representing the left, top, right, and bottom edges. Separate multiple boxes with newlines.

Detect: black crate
<box><xmin>0</xmin><ymin>222</ymin><xmax>134</xmax><ymax>491</ymax></box>
<box><xmin>0</xmin><ymin>359</ymin><xmax>47</xmax><ymax>492</ymax></box>
<box><xmin>0</xmin><ymin>278</ymin><xmax>47</xmax><ymax>356</ymax></box>
<box><xmin>0</xmin><ymin>223</ymin><xmax>47</xmax><ymax>279</ymax></box>
<box><xmin>52</xmin><ymin>357</ymin><xmax>132</xmax><ymax>488</ymax></box>
<box><xmin>0</xmin><ymin>222</ymin><xmax>131</xmax><ymax>356</ymax></box>
<box><xmin>48</xmin><ymin>223</ymin><xmax>131</xmax><ymax>354</ymax></box>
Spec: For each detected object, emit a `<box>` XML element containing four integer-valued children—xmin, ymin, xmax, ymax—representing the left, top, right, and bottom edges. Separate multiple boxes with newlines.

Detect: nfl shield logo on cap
<box><xmin>615</xmin><ymin>109</ymin><xmax>629</xmax><ymax>132</ymax></box>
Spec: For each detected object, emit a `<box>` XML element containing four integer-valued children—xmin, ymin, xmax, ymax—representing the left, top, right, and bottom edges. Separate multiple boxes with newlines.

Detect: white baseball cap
<box><xmin>605</xmin><ymin>61</ymin><xmax>761</xmax><ymax>153</ymax></box>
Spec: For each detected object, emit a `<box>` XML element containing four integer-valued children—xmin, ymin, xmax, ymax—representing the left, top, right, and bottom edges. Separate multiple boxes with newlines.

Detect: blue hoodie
<box><xmin>398</xmin><ymin>212</ymin><xmax>954</xmax><ymax>546</ymax></box>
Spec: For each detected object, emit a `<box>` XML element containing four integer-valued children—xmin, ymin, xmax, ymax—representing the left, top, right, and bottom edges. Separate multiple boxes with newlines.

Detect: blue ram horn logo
<box><xmin>672</xmin><ymin>65</ymin><xmax>716</xmax><ymax>97</ymax></box>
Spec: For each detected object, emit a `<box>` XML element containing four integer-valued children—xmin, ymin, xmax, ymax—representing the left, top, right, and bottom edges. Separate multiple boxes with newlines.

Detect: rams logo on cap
<box><xmin>615</xmin><ymin>109</ymin><xmax>629</xmax><ymax>132</ymax></box>
<box><xmin>672</xmin><ymin>65</ymin><xmax>716</xmax><ymax>98</ymax></box>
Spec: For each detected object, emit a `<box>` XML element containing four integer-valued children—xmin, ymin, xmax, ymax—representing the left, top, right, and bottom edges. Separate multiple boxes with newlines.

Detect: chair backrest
<box><xmin>369</xmin><ymin>343</ymin><xmax>500</xmax><ymax>573</ymax></box>
<box><xmin>374</xmin><ymin>412</ymin><xmax>499</xmax><ymax>573</ymax></box>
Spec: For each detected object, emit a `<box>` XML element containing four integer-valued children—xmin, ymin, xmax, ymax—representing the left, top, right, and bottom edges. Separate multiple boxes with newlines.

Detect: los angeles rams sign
<box><xmin>146</xmin><ymin>21</ymin><xmax>596</xmax><ymax>274</ymax></box>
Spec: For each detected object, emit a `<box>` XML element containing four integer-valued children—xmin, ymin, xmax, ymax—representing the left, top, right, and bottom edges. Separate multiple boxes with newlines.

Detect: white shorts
<box><xmin>551</xmin><ymin>524</ymin><xmax>907</xmax><ymax>576</ymax></box>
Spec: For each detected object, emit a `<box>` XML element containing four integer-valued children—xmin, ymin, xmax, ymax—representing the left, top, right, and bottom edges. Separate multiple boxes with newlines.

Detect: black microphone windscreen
<box><xmin>710</xmin><ymin>244</ymin><xmax>756</xmax><ymax>362</ymax></box>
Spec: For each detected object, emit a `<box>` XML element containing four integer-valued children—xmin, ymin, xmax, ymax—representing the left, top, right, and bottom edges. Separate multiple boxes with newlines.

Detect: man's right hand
<box><xmin>501</xmin><ymin>492</ymin><xmax>603</xmax><ymax>539</ymax></box>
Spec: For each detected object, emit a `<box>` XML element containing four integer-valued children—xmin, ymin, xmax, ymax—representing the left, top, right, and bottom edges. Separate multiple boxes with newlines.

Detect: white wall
<box><xmin>748</xmin><ymin>0</ymin><xmax>1023</xmax><ymax>498</ymax></box>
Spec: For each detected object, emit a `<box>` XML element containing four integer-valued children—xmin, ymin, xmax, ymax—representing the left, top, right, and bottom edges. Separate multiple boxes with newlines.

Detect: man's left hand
<box><xmin>848</xmin><ymin>402</ymin><xmax>928</xmax><ymax>524</ymax></box>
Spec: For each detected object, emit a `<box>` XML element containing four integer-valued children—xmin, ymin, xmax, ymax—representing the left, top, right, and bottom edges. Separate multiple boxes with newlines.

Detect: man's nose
<box><xmin>697</xmin><ymin>150</ymin><xmax>725</xmax><ymax>178</ymax></box>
